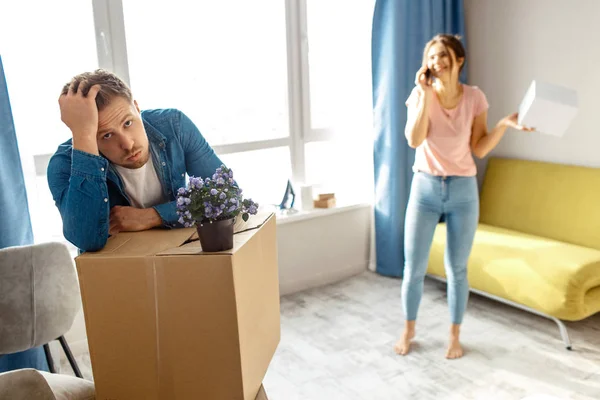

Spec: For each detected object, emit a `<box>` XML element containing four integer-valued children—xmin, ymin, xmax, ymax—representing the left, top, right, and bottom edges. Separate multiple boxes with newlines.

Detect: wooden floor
<box><xmin>63</xmin><ymin>271</ymin><xmax>600</xmax><ymax>400</ymax></box>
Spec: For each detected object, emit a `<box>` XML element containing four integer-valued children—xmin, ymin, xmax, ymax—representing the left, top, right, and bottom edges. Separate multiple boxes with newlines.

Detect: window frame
<box><xmin>90</xmin><ymin>0</ymin><xmax>334</xmax><ymax>185</ymax></box>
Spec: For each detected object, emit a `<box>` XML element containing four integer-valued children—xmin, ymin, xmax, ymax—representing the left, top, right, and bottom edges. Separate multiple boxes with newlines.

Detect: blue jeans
<box><xmin>401</xmin><ymin>172</ymin><xmax>479</xmax><ymax>325</ymax></box>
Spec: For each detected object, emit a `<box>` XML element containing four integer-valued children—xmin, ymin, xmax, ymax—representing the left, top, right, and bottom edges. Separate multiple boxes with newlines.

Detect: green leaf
<box><xmin>242</xmin><ymin>213</ymin><xmax>249</xmax><ymax>222</ymax></box>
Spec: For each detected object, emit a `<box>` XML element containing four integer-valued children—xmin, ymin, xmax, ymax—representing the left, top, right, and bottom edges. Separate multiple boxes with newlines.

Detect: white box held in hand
<box><xmin>517</xmin><ymin>80</ymin><xmax>578</xmax><ymax>137</ymax></box>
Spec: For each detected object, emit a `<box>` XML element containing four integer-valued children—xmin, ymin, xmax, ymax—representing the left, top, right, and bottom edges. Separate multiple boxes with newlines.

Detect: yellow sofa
<box><xmin>427</xmin><ymin>157</ymin><xmax>600</xmax><ymax>349</ymax></box>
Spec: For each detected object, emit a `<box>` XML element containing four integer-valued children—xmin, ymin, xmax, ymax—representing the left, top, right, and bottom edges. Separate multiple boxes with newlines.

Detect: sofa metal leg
<box><xmin>551</xmin><ymin>318</ymin><xmax>572</xmax><ymax>350</ymax></box>
<box><xmin>43</xmin><ymin>343</ymin><xmax>56</xmax><ymax>373</ymax></box>
<box><xmin>58</xmin><ymin>336</ymin><xmax>83</xmax><ymax>378</ymax></box>
<box><xmin>426</xmin><ymin>274</ymin><xmax>574</xmax><ymax>350</ymax></box>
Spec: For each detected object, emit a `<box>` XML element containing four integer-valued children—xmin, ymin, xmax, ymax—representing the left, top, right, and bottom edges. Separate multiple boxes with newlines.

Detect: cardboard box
<box><xmin>255</xmin><ymin>385</ymin><xmax>269</xmax><ymax>400</ymax></box>
<box><xmin>517</xmin><ymin>80</ymin><xmax>578</xmax><ymax>137</ymax></box>
<box><xmin>76</xmin><ymin>214</ymin><xmax>280</xmax><ymax>400</ymax></box>
<box><xmin>317</xmin><ymin>193</ymin><xmax>335</xmax><ymax>201</ymax></box>
<box><xmin>314</xmin><ymin>198</ymin><xmax>336</xmax><ymax>208</ymax></box>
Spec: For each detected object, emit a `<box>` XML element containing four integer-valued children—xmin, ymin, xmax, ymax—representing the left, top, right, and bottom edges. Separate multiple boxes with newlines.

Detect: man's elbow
<box><xmin>64</xmin><ymin>229</ymin><xmax>107</xmax><ymax>253</ymax></box>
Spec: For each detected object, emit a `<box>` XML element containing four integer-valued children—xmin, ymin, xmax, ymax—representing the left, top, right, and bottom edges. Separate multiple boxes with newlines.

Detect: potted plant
<box><xmin>176</xmin><ymin>165</ymin><xmax>258</xmax><ymax>252</ymax></box>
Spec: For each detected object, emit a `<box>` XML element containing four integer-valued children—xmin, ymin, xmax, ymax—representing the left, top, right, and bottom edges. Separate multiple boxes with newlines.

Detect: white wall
<box><xmin>277</xmin><ymin>206</ymin><xmax>372</xmax><ymax>295</ymax></box>
<box><xmin>465</xmin><ymin>0</ymin><xmax>600</xmax><ymax>179</ymax></box>
<box><xmin>66</xmin><ymin>206</ymin><xmax>372</xmax><ymax>356</ymax></box>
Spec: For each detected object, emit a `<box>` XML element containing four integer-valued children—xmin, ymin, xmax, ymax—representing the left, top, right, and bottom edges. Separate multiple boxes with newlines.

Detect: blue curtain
<box><xmin>371</xmin><ymin>0</ymin><xmax>465</xmax><ymax>277</ymax></box>
<box><xmin>0</xmin><ymin>56</ymin><xmax>49</xmax><ymax>372</ymax></box>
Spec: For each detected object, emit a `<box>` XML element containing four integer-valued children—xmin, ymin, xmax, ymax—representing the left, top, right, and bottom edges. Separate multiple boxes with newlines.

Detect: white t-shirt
<box><xmin>114</xmin><ymin>156</ymin><xmax>167</xmax><ymax>209</ymax></box>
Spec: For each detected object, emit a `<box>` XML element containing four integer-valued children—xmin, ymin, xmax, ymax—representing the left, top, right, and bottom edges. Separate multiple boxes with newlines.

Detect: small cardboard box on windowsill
<box><xmin>75</xmin><ymin>213</ymin><xmax>279</xmax><ymax>400</ymax></box>
<box><xmin>314</xmin><ymin>193</ymin><xmax>336</xmax><ymax>208</ymax></box>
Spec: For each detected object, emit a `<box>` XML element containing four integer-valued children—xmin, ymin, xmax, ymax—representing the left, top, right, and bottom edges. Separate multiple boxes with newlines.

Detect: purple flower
<box><xmin>217</xmin><ymin>178</ymin><xmax>225</xmax><ymax>185</ymax></box>
<box><xmin>177</xmin><ymin>197</ymin><xmax>186</xmax><ymax>206</ymax></box>
<box><xmin>210</xmin><ymin>188</ymin><xmax>218</xmax><ymax>196</ymax></box>
<box><xmin>178</xmin><ymin>216</ymin><xmax>185</xmax><ymax>225</ymax></box>
<box><xmin>228</xmin><ymin>205</ymin><xmax>237</xmax><ymax>212</ymax></box>
<box><xmin>219</xmin><ymin>192</ymin><xmax>226</xmax><ymax>200</ymax></box>
<box><xmin>177</xmin><ymin>188</ymin><xmax>187</xmax><ymax>196</ymax></box>
<box><xmin>189</xmin><ymin>177</ymin><xmax>203</xmax><ymax>189</ymax></box>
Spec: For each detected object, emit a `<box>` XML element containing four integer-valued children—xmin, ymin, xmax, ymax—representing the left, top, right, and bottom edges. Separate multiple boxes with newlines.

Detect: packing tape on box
<box><xmin>147</xmin><ymin>260</ymin><xmax>176</xmax><ymax>398</ymax></box>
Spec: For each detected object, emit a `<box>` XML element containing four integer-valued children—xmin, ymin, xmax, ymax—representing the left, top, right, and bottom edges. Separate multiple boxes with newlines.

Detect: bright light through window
<box><xmin>306</xmin><ymin>0</ymin><xmax>375</xmax><ymax>134</ymax></box>
<box><xmin>123</xmin><ymin>1</ymin><xmax>290</xmax><ymax>147</ymax></box>
<box><xmin>304</xmin><ymin>0</ymin><xmax>375</xmax><ymax>202</ymax></box>
<box><xmin>219</xmin><ymin>147</ymin><xmax>292</xmax><ymax>208</ymax></box>
<box><xmin>0</xmin><ymin>1</ymin><xmax>98</xmax><ymax>248</ymax></box>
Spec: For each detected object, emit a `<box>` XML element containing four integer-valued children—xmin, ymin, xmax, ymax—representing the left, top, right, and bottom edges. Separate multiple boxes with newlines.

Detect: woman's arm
<box><xmin>405</xmin><ymin>66</ymin><xmax>434</xmax><ymax>148</ymax></box>
<box><xmin>471</xmin><ymin>112</ymin><xmax>534</xmax><ymax>158</ymax></box>
<box><xmin>405</xmin><ymin>89</ymin><xmax>433</xmax><ymax>148</ymax></box>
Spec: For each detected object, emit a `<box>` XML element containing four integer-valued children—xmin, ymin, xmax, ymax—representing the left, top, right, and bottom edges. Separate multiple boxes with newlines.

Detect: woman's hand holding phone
<box><xmin>415</xmin><ymin>66</ymin><xmax>433</xmax><ymax>94</ymax></box>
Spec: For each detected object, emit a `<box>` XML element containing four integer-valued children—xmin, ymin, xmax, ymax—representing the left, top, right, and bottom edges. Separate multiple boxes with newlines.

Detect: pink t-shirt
<box><xmin>405</xmin><ymin>84</ymin><xmax>489</xmax><ymax>177</ymax></box>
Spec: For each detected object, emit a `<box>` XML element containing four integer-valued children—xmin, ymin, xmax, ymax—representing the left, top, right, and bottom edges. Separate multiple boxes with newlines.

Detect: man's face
<box><xmin>97</xmin><ymin>97</ymin><xmax>149</xmax><ymax>169</ymax></box>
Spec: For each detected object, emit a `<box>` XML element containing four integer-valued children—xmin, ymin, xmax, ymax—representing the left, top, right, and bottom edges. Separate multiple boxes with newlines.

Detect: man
<box><xmin>47</xmin><ymin>69</ymin><xmax>225</xmax><ymax>252</ymax></box>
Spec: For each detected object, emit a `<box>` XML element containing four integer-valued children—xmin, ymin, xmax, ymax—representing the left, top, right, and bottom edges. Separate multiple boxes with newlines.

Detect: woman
<box><xmin>395</xmin><ymin>34</ymin><xmax>533</xmax><ymax>359</ymax></box>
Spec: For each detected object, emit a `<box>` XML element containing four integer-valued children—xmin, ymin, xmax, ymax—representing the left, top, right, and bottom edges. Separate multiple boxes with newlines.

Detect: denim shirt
<box><xmin>47</xmin><ymin>108</ymin><xmax>224</xmax><ymax>252</ymax></box>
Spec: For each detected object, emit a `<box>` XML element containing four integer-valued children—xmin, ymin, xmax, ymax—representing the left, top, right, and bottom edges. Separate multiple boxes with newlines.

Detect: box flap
<box><xmin>77</xmin><ymin>227</ymin><xmax>197</xmax><ymax>259</ymax></box>
<box><xmin>157</xmin><ymin>212</ymin><xmax>274</xmax><ymax>256</ymax></box>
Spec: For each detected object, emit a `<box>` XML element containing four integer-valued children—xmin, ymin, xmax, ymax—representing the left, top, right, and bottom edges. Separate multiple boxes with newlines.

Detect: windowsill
<box><xmin>48</xmin><ymin>202</ymin><xmax>373</xmax><ymax>256</ymax></box>
<box><xmin>272</xmin><ymin>201</ymin><xmax>372</xmax><ymax>225</ymax></box>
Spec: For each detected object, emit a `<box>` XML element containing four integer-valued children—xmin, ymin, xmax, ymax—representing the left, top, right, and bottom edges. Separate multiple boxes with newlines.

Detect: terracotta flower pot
<box><xmin>196</xmin><ymin>218</ymin><xmax>235</xmax><ymax>252</ymax></box>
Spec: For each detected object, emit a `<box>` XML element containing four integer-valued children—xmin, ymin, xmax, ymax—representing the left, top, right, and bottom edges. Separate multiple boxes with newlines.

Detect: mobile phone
<box><xmin>424</xmin><ymin>68</ymin><xmax>432</xmax><ymax>80</ymax></box>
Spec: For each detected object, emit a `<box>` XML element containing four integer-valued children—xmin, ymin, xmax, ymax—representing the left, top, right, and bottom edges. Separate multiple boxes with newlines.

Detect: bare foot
<box><xmin>394</xmin><ymin>329</ymin><xmax>415</xmax><ymax>356</ymax></box>
<box><xmin>446</xmin><ymin>336</ymin><xmax>464</xmax><ymax>359</ymax></box>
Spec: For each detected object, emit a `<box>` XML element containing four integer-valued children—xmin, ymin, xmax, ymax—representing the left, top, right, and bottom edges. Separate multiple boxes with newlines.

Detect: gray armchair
<box><xmin>0</xmin><ymin>242</ymin><xmax>94</xmax><ymax>399</ymax></box>
<box><xmin>0</xmin><ymin>368</ymin><xmax>94</xmax><ymax>400</ymax></box>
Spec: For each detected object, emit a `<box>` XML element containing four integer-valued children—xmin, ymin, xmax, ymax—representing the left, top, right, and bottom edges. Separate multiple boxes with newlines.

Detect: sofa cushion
<box><xmin>428</xmin><ymin>223</ymin><xmax>600</xmax><ymax>321</ymax></box>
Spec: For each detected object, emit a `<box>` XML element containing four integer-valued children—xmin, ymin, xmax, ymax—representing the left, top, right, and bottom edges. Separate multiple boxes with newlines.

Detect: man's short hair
<box><xmin>61</xmin><ymin>69</ymin><xmax>133</xmax><ymax>111</ymax></box>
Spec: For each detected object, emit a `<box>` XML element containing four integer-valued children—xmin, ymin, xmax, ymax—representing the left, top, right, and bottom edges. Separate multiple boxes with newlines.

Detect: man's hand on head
<box><xmin>109</xmin><ymin>206</ymin><xmax>163</xmax><ymax>236</ymax></box>
<box><xmin>58</xmin><ymin>80</ymin><xmax>101</xmax><ymax>156</ymax></box>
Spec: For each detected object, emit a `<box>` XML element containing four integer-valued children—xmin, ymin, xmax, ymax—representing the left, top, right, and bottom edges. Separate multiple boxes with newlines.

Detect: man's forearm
<box><xmin>48</xmin><ymin>150</ymin><xmax>111</xmax><ymax>251</ymax></box>
<box><xmin>72</xmin><ymin>131</ymin><xmax>99</xmax><ymax>156</ymax></box>
<box><xmin>143</xmin><ymin>208</ymin><xmax>163</xmax><ymax>229</ymax></box>
<box><xmin>152</xmin><ymin>200</ymin><xmax>181</xmax><ymax>228</ymax></box>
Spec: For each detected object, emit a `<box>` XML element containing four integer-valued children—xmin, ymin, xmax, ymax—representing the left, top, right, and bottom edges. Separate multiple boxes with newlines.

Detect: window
<box><xmin>306</xmin><ymin>0</ymin><xmax>374</xmax><ymax>135</ymax></box>
<box><xmin>303</xmin><ymin>0</ymin><xmax>375</xmax><ymax>200</ymax></box>
<box><xmin>3</xmin><ymin>0</ymin><xmax>374</xmax><ymax>249</ymax></box>
<box><xmin>0</xmin><ymin>1</ymin><xmax>98</xmax><ymax>251</ymax></box>
<box><xmin>219</xmin><ymin>147</ymin><xmax>292</xmax><ymax>207</ymax></box>
<box><xmin>122</xmin><ymin>1</ymin><xmax>289</xmax><ymax>147</ymax></box>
